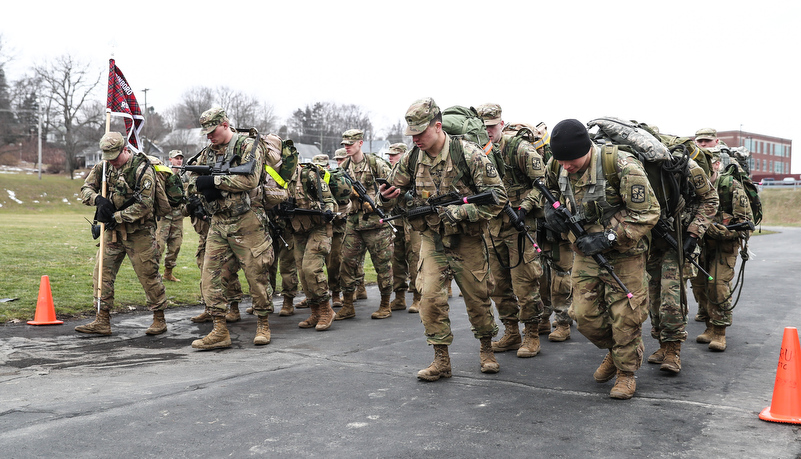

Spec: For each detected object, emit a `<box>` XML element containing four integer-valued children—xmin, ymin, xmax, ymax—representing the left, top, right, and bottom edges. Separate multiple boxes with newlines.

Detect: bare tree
<box><xmin>35</xmin><ymin>54</ymin><xmax>103</xmax><ymax>178</ymax></box>
<box><xmin>172</xmin><ymin>86</ymin><xmax>215</xmax><ymax>129</ymax></box>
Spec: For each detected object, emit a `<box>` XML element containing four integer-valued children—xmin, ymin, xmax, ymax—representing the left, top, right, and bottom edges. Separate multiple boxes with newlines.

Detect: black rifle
<box><xmin>341</xmin><ymin>169</ymin><xmax>396</xmax><ymax>233</ymax></box>
<box><xmin>651</xmin><ymin>218</ymin><xmax>713</xmax><ymax>281</ymax></box>
<box><xmin>380</xmin><ymin>190</ymin><xmax>500</xmax><ymax>223</ymax></box>
<box><xmin>533</xmin><ymin>178</ymin><xmax>633</xmax><ymax>298</ymax></box>
<box><xmin>266</xmin><ymin>218</ymin><xmax>289</xmax><ymax>248</ymax></box>
<box><xmin>726</xmin><ymin>221</ymin><xmax>756</xmax><ymax>232</ymax></box>
<box><xmin>181</xmin><ymin>128</ymin><xmax>260</xmax><ymax>176</ymax></box>
<box><xmin>501</xmin><ymin>202</ymin><xmax>542</xmax><ymax>253</ymax></box>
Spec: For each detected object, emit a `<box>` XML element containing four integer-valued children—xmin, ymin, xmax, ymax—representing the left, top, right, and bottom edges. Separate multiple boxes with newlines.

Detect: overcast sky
<box><xmin>2</xmin><ymin>0</ymin><xmax>799</xmax><ymax>170</ymax></box>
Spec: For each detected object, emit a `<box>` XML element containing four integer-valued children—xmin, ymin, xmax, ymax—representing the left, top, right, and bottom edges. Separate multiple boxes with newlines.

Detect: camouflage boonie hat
<box><xmin>477</xmin><ymin>103</ymin><xmax>502</xmax><ymax>126</ymax></box>
<box><xmin>199</xmin><ymin>107</ymin><xmax>229</xmax><ymax>135</ymax></box>
<box><xmin>404</xmin><ymin>97</ymin><xmax>440</xmax><ymax>136</ymax></box>
<box><xmin>341</xmin><ymin>129</ymin><xmax>364</xmax><ymax>146</ymax></box>
<box><xmin>312</xmin><ymin>154</ymin><xmax>329</xmax><ymax>166</ymax></box>
<box><xmin>333</xmin><ymin>148</ymin><xmax>347</xmax><ymax>159</ymax></box>
<box><xmin>169</xmin><ymin>149</ymin><xmax>183</xmax><ymax>159</ymax></box>
<box><xmin>99</xmin><ymin>132</ymin><xmax>125</xmax><ymax>161</ymax></box>
<box><xmin>387</xmin><ymin>143</ymin><xmax>408</xmax><ymax>156</ymax></box>
<box><xmin>695</xmin><ymin>128</ymin><xmax>717</xmax><ymax>141</ymax></box>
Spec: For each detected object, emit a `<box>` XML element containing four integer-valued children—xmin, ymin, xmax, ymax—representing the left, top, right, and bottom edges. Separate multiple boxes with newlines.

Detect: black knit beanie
<box><xmin>551</xmin><ymin>119</ymin><xmax>592</xmax><ymax>161</ymax></box>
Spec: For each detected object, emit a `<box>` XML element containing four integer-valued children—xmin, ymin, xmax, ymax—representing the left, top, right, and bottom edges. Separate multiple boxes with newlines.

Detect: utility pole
<box><xmin>142</xmin><ymin>88</ymin><xmax>149</xmax><ymax>153</ymax></box>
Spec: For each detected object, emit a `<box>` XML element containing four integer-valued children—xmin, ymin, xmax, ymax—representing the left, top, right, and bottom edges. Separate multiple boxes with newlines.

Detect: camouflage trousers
<box><xmin>418</xmin><ymin>230</ymin><xmax>499</xmax><ymax>346</ymax></box>
<box><xmin>269</xmin><ymin>231</ymin><xmax>298</xmax><ymax>298</ymax></box>
<box><xmin>690</xmin><ymin>239</ymin><xmax>739</xmax><ymax>327</ymax></box>
<box><xmin>202</xmin><ymin>210</ymin><xmax>274</xmax><ymax>317</ymax></box>
<box><xmin>646</xmin><ymin>245</ymin><xmax>688</xmax><ymax>342</ymax></box>
<box><xmin>340</xmin><ymin>223</ymin><xmax>394</xmax><ymax>295</ymax></box>
<box><xmin>293</xmin><ymin>225</ymin><xmax>333</xmax><ymax>303</ymax></box>
<box><xmin>93</xmin><ymin>225</ymin><xmax>166</xmax><ymax>312</ymax></box>
<box><xmin>539</xmin><ymin>239</ymin><xmax>574</xmax><ymax>325</ymax></box>
<box><xmin>327</xmin><ymin>219</ymin><xmax>347</xmax><ymax>293</ymax></box>
<box><xmin>156</xmin><ymin>214</ymin><xmax>184</xmax><ymax>270</ymax></box>
<box><xmin>488</xmin><ymin>223</ymin><xmax>543</xmax><ymax>324</ymax></box>
<box><xmin>391</xmin><ymin>220</ymin><xmax>421</xmax><ymax>293</ymax></box>
<box><xmin>572</xmin><ymin>252</ymin><xmax>649</xmax><ymax>372</ymax></box>
<box><xmin>193</xmin><ymin>218</ymin><xmax>242</xmax><ymax>305</ymax></box>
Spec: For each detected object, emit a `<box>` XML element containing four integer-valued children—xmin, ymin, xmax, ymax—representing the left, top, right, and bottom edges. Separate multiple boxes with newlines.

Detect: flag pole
<box><xmin>97</xmin><ymin>109</ymin><xmax>111</xmax><ymax>313</ymax></box>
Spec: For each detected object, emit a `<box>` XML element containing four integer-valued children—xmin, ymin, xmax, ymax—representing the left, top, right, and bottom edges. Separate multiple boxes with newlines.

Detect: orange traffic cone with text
<box><xmin>759</xmin><ymin>327</ymin><xmax>801</xmax><ymax>424</ymax></box>
<box><xmin>27</xmin><ymin>275</ymin><xmax>63</xmax><ymax>325</ymax></box>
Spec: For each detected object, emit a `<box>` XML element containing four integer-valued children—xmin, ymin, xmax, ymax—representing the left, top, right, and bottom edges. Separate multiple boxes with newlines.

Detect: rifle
<box><xmin>340</xmin><ymin>169</ymin><xmax>396</xmax><ymax>233</ymax></box>
<box><xmin>379</xmin><ymin>189</ymin><xmax>500</xmax><ymax>223</ymax></box>
<box><xmin>533</xmin><ymin>178</ymin><xmax>633</xmax><ymax>299</ymax></box>
<box><xmin>266</xmin><ymin>218</ymin><xmax>289</xmax><ymax>248</ymax></box>
<box><xmin>651</xmin><ymin>218</ymin><xmax>714</xmax><ymax>281</ymax></box>
<box><xmin>181</xmin><ymin>156</ymin><xmax>256</xmax><ymax>176</ymax></box>
<box><xmin>274</xmin><ymin>199</ymin><xmax>339</xmax><ymax>219</ymax></box>
<box><xmin>501</xmin><ymin>203</ymin><xmax>542</xmax><ymax>253</ymax></box>
<box><xmin>726</xmin><ymin>221</ymin><xmax>756</xmax><ymax>232</ymax></box>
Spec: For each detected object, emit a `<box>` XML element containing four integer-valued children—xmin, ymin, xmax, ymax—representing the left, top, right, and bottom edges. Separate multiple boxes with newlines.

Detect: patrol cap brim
<box><xmin>404</xmin><ymin>123</ymin><xmax>428</xmax><ymax>136</ymax></box>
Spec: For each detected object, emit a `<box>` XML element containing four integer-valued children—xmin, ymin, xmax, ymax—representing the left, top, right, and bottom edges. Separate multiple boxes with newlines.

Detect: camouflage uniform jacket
<box><xmin>287</xmin><ymin>164</ymin><xmax>337</xmax><ymax>233</ymax></box>
<box><xmin>81</xmin><ymin>152</ymin><xmax>156</xmax><ymax>233</ymax></box>
<box><xmin>386</xmin><ymin>133</ymin><xmax>508</xmax><ymax>237</ymax></box>
<box><xmin>677</xmin><ymin>159</ymin><xmax>718</xmax><ymax>239</ymax></box>
<box><xmin>705</xmin><ymin>173</ymin><xmax>753</xmax><ymax>240</ymax></box>
<box><xmin>188</xmin><ymin>133</ymin><xmax>264</xmax><ymax>218</ymax></box>
<box><xmin>489</xmin><ymin>134</ymin><xmax>545</xmax><ymax>238</ymax></box>
<box><xmin>342</xmin><ymin>154</ymin><xmax>391</xmax><ymax>231</ymax></box>
<box><xmin>545</xmin><ymin>145</ymin><xmax>660</xmax><ymax>258</ymax></box>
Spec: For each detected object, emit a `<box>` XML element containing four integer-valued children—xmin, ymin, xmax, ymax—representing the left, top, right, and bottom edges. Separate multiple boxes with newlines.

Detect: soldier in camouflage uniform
<box><xmin>156</xmin><ymin>149</ymin><xmax>186</xmax><ymax>282</ymax></box>
<box><xmin>327</xmin><ymin>149</ymin><xmax>349</xmax><ymax>308</ymax></box>
<box><xmin>187</xmin><ymin>107</ymin><xmax>274</xmax><ymax>349</ymax></box>
<box><xmin>380</xmin><ymin>98</ymin><xmax>507</xmax><ymax>380</ymax></box>
<box><xmin>386</xmin><ymin>142</ymin><xmax>422</xmax><ymax>313</ymax></box>
<box><xmin>76</xmin><ymin>132</ymin><xmax>168</xmax><ymax>336</ymax></box>
<box><xmin>336</xmin><ymin>129</ymin><xmax>395</xmax><ymax>320</ymax></box>
<box><xmin>646</xmin><ymin>156</ymin><xmax>718</xmax><ymax>373</ymax></box>
<box><xmin>265</xmin><ymin>208</ymin><xmax>299</xmax><ymax>316</ymax></box>
<box><xmin>287</xmin><ymin>156</ymin><xmax>339</xmax><ymax>330</ymax></box>
<box><xmin>476</xmin><ymin>103</ymin><xmax>546</xmax><ymax>358</ymax></box>
<box><xmin>691</xmin><ymin>132</ymin><xmax>754</xmax><ymax>352</ymax></box>
<box><xmin>544</xmin><ymin>119</ymin><xmax>659</xmax><ymax>399</ymax></box>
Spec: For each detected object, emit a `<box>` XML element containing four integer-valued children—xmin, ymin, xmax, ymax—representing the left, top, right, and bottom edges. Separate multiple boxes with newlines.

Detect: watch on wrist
<box><xmin>605</xmin><ymin>229</ymin><xmax>617</xmax><ymax>244</ymax></box>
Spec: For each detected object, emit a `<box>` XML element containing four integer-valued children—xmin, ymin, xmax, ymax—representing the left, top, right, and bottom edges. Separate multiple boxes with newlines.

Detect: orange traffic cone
<box><xmin>759</xmin><ymin>327</ymin><xmax>801</xmax><ymax>424</ymax></box>
<box><xmin>27</xmin><ymin>275</ymin><xmax>63</xmax><ymax>325</ymax></box>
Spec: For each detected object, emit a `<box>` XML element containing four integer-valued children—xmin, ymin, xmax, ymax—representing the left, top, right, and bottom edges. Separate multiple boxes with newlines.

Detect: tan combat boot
<box><xmin>356</xmin><ymin>284</ymin><xmax>368</xmax><ymax>300</ymax></box>
<box><xmin>75</xmin><ymin>309</ymin><xmax>112</xmax><ymax>335</ymax></box>
<box><xmin>648</xmin><ymin>341</ymin><xmax>668</xmax><ymax>364</ymax></box>
<box><xmin>191</xmin><ymin>315</ymin><xmax>231</xmax><ymax>350</ymax></box>
<box><xmin>709</xmin><ymin>325</ymin><xmax>727</xmax><ymax>351</ymax></box>
<box><xmin>408</xmin><ymin>291</ymin><xmax>422</xmax><ymax>313</ymax></box>
<box><xmin>279</xmin><ymin>296</ymin><xmax>295</xmax><ymax>316</ymax></box>
<box><xmin>254</xmin><ymin>315</ymin><xmax>271</xmax><ymax>345</ymax></box>
<box><xmin>417</xmin><ymin>344</ymin><xmax>452</xmax><ymax>381</ymax></box>
<box><xmin>331</xmin><ymin>291</ymin><xmax>343</xmax><ymax>308</ymax></box>
<box><xmin>335</xmin><ymin>291</ymin><xmax>356</xmax><ymax>320</ymax></box>
<box><xmin>390</xmin><ymin>290</ymin><xmax>407</xmax><ymax>311</ymax></box>
<box><xmin>371</xmin><ymin>294</ymin><xmax>393</xmax><ymax>319</ymax></box>
<box><xmin>163</xmin><ymin>268</ymin><xmax>180</xmax><ymax>282</ymax></box>
<box><xmin>593</xmin><ymin>351</ymin><xmax>617</xmax><ymax>383</ymax></box>
<box><xmin>295</xmin><ymin>297</ymin><xmax>310</xmax><ymax>309</ymax></box>
<box><xmin>316</xmin><ymin>300</ymin><xmax>335</xmax><ymax>331</ymax></box>
<box><xmin>517</xmin><ymin>322</ymin><xmax>541</xmax><ymax>358</ymax></box>
<box><xmin>537</xmin><ymin>318</ymin><xmax>551</xmax><ymax>335</ymax></box>
<box><xmin>660</xmin><ymin>341</ymin><xmax>682</xmax><ymax>373</ymax></box>
<box><xmin>492</xmin><ymin>320</ymin><xmax>522</xmax><ymax>352</ymax></box>
<box><xmin>697</xmin><ymin>321</ymin><xmax>714</xmax><ymax>344</ymax></box>
<box><xmin>610</xmin><ymin>370</ymin><xmax>636</xmax><ymax>399</ymax></box>
<box><xmin>298</xmin><ymin>303</ymin><xmax>320</xmax><ymax>329</ymax></box>
<box><xmin>145</xmin><ymin>310</ymin><xmax>167</xmax><ymax>335</ymax></box>
<box><xmin>479</xmin><ymin>337</ymin><xmax>500</xmax><ymax>373</ymax></box>
<box><xmin>548</xmin><ymin>323</ymin><xmax>571</xmax><ymax>342</ymax></box>
<box><xmin>191</xmin><ymin>309</ymin><xmax>212</xmax><ymax>323</ymax></box>
<box><xmin>225</xmin><ymin>301</ymin><xmax>241</xmax><ymax>323</ymax></box>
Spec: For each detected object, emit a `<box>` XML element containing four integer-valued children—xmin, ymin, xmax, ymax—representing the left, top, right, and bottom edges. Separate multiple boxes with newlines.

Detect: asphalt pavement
<box><xmin>1</xmin><ymin>227</ymin><xmax>800</xmax><ymax>458</ymax></box>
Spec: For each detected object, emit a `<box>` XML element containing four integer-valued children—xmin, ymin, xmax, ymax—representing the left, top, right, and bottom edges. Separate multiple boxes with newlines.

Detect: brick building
<box><xmin>715</xmin><ymin>130</ymin><xmax>793</xmax><ymax>181</ymax></box>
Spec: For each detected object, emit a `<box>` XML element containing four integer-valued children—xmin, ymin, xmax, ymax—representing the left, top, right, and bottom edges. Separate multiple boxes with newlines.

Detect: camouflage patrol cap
<box><xmin>477</xmin><ymin>103</ymin><xmax>502</xmax><ymax>126</ymax></box>
<box><xmin>199</xmin><ymin>107</ymin><xmax>229</xmax><ymax>135</ymax></box>
<box><xmin>404</xmin><ymin>97</ymin><xmax>440</xmax><ymax>136</ymax></box>
<box><xmin>387</xmin><ymin>143</ymin><xmax>408</xmax><ymax>156</ymax></box>
<box><xmin>695</xmin><ymin>128</ymin><xmax>717</xmax><ymax>141</ymax></box>
<box><xmin>99</xmin><ymin>132</ymin><xmax>126</xmax><ymax>161</ymax></box>
<box><xmin>341</xmin><ymin>129</ymin><xmax>364</xmax><ymax>146</ymax></box>
<box><xmin>312</xmin><ymin>154</ymin><xmax>329</xmax><ymax>166</ymax></box>
<box><xmin>333</xmin><ymin>148</ymin><xmax>347</xmax><ymax>159</ymax></box>
<box><xmin>169</xmin><ymin>149</ymin><xmax>183</xmax><ymax>159</ymax></box>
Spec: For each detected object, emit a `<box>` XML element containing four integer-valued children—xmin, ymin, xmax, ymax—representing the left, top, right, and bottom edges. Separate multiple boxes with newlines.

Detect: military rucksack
<box><xmin>718</xmin><ymin>162</ymin><xmax>762</xmax><ymax>225</ymax></box>
<box><xmin>501</xmin><ymin>121</ymin><xmax>550</xmax><ymax>186</ymax></box>
<box><xmin>310</xmin><ymin>164</ymin><xmax>351</xmax><ymax>206</ymax></box>
<box><xmin>138</xmin><ymin>155</ymin><xmax>184</xmax><ymax>218</ymax></box>
<box><xmin>442</xmin><ymin>105</ymin><xmax>505</xmax><ymax>180</ymax></box>
<box><xmin>260</xmin><ymin>133</ymin><xmax>298</xmax><ymax>207</ymax></box>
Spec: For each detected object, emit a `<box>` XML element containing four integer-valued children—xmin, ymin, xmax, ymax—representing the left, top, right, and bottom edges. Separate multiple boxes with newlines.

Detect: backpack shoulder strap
<box><xmin>600</xmin><ymin>144</ymin><xmax>620</xmax><ymax>190</ymax></box>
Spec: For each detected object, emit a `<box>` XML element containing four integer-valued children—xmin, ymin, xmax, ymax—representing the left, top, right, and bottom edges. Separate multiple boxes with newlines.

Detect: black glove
<box><xmin>517</xmin><ymin>207</ymin><xmax>528</xmax><ymax>222</ymax></box>
<box><xmin>96</xmin><ymin>202</ymin><xmax>116</xmax><ymax>224</ymax></box>
<box><xmin>323</xmin><ymin>210</ymin><xmax>334</xmax><ymax>222</ymax></box>
<box><xmin>186</xmin><ymin>196</ymin><xmax>199</xmax><ymax>214</ymax></box>
<box><xmin>196</xmin><ymin>176</ymin><xmax>215</xmax><ymax>191</ymax></box>
<box><xmin>683</xmin><ymin>235</ymin><xmax>698</xmax><ymax>256</ymax></box>
<box><xmin>575</xmin><ymin>231</ymin><xmax>612</xmax><ymax>256</ymax></box>
<box><xmin>95</xmin><ymin>195</ymin><xmax>112</xmax><ymax>208</ymax></box>
<box><xmin>545</xmin><ymin>205</ymin><xmax>570</xmax><ymax>234</ymax></box>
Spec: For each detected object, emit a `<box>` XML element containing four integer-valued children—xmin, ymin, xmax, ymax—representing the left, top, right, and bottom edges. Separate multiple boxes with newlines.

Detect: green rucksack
<box><xmin>442</xmin><ymin>105</ymin><xmax>505</xmax><ymax>180</ymax></box>
<box><xmin>718</xmin><ymin>162</ymin><xmax>762</xmax><ymax>225</ymax></box>
<box><xmin>501</xmin><ymin>122</ymin><xmax>550</xmax><ymax>186</ymax></box>
<box><xmin>315</xmin><ymin>164</ymin><xmax>352</xmax><ymax>206</ymax></box>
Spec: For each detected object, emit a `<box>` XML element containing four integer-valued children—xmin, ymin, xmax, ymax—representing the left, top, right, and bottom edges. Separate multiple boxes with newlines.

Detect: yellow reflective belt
<box><xmin>265</xmin><ymin>165</ymin><xmax>288</xmax><ymax>189</ymax></box>
<box><xmin>532</xmin><ymin>133</ymin><xmax>550</xmax><ymax>151</ymax></box>
<box><xmin>154</xmin><ymin>164</ymin><xmax>173</xmax><ymax>175</ymax></box>
<box><xmin>322</xmin><ymin>169</ymin><xmax>331</xmax><ymax>184</ymax></box>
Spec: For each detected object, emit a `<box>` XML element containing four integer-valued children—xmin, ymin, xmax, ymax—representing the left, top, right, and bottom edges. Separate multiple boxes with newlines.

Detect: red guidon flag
<box><xmin>106</xmin><ymin>59</ymin><xmax>144</xmax><ymax>152</ymax></box>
